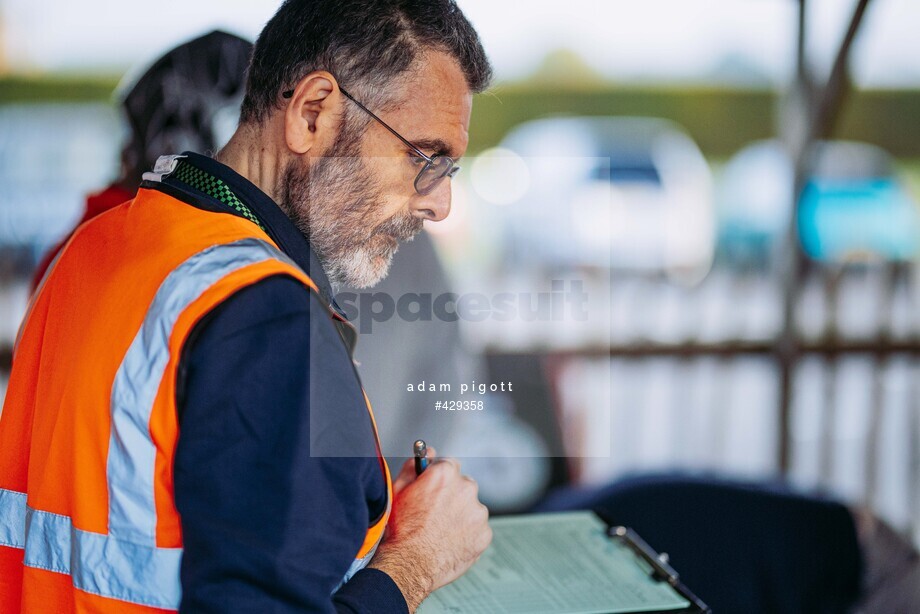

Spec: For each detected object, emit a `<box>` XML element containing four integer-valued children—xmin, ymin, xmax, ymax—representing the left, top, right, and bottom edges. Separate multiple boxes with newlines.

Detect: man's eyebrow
<box><xmin>409</xmin><ymin>138</ymin><xmax>459</xmax><ymax>159</ymax></box>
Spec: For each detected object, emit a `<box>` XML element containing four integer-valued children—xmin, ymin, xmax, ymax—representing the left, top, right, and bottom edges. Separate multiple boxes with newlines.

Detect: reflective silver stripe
<box><xmin>0</xmin><ymin>489</ymin><xmax>182</xmax><ymax>608</ymax></box>
<box><xmin>0</xmin><ymin>488</ymin><xmax>26</xmax><ymax>548</ymax></box>
<box><xmin>333</xmin><ymin>494</ymin><xmax>392</xmax><ymax>594</ymax></box>
<box><xmin>334</xmin><ymin>543</ymin><xmax>379</xmax><ymax>595</ymax></box>
<box><xmin>25</xmin><ymin>508</ymin><xmax>183</xmax><ymax>607</ymax></box>
<box><xmin>108</xmin><ymin>238</ymin><xmax>291</xmax><ymax>544</ymax></box>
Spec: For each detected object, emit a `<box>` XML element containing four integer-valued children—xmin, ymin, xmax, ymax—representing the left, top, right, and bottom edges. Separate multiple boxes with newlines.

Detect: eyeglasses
<box><xmin>282</xmin><ymin>86</ymin><xmax>460</xmax><ymax>196</ymax></box>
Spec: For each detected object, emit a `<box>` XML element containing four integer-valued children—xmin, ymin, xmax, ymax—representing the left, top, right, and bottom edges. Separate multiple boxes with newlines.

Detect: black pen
<box><xmin>414</xmin><ymin>439</ymin><xmax>429</xmax><ymax>475</ymax></box>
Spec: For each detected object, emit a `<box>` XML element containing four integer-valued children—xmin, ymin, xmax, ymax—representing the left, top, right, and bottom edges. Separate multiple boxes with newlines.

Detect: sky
<box><xmin>2</xmin><ymin>0</ymin><xmax>919</xmax><ymax>87</ymax></box>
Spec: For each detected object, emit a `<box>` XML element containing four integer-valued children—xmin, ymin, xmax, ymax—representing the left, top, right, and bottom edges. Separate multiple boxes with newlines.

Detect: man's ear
<box><xmin>283</xmin><ymin>71</ymin><xmax>339</xmax><ymax>155</ymax></box>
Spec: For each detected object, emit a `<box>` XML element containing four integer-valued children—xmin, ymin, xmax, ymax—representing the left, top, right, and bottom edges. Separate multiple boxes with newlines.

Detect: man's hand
<box><xmin>369</xmin><ymin>451</ymin><xmax>492</xmax><ymax>612</ymax></box>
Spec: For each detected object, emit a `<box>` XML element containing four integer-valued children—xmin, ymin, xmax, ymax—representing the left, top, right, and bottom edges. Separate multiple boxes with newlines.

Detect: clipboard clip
<box><xmin>608</xmin><ymin>525</ymin><xmax>712</xmax><ymax>613</ymax></box>
<box><xmin>608</xmin><ymin>526</ymin><xmax>680</xmax><ymax>586</ymax></box>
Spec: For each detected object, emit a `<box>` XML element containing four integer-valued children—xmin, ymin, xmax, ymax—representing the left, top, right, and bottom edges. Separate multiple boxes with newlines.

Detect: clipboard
<box><xmin>607</xmin><ymin>525</ymin><xmax>710</xmax><ymax>614</ymax></box>
<box><xmin>418</xmin><ymin>511</ymin><xmax>710</xmax><ymax>614</ymax></box>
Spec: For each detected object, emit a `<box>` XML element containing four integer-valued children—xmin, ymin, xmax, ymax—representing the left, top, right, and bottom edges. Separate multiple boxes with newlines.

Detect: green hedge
<box><xmin>470</xmin><ymin>85</ymin><xmax>920</xmax><ymax>157</ymax></box>
<box><xmin>3</xmin><ymin>76</ymin><xmax>919</xmax><ymax>158</ymax></box>
<box><xmin>0</xmin><ymin>75</ymin><xmax>121</xmax><ymax>104</ymax></box>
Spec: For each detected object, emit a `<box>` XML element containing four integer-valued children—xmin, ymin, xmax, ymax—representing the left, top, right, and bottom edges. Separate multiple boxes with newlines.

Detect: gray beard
<box><xmin>278</xmin><ymin>134</ymin><xmax>423</xmax><ymax>289</ymax></box>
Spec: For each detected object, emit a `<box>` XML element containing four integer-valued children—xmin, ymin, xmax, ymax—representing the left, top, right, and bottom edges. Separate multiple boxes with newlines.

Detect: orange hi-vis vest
<box><xmin>0</xmin><ymin>183</ymin><xmax>392</xmax><ymax>612</ymax></box>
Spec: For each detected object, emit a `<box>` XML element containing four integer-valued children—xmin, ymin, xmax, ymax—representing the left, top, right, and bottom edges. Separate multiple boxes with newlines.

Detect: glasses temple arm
<box><xmin>338</xmin><ymin>87</ymin><xmax>433</xmax><ymax>163</ymax></box>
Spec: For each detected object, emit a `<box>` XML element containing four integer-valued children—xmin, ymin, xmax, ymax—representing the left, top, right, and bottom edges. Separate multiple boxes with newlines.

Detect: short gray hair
<box><xmin>240</xmin><ymin>0</ymin><xmax>492</xmax><ymax>124</ymax></box>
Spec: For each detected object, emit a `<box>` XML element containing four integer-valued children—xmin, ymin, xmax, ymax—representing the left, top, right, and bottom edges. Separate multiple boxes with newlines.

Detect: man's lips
<box><xmin>369</xmin><ymin>216</ymin><xmax>423</xmax><ymax>249</ymax></box>
<box><xmin>375</xmin><ymin>226</ymin><xmax>421</xmax><ymax>247</ymax></box>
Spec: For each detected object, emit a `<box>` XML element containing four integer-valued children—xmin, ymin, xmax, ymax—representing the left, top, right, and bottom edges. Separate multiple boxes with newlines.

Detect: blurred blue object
<box><xmin>799</xmin><ymin>177</ymin><xmax>919</xmax><ymax>262</ymax></box>
<box><xmin>491</xmin><ymin>116</ymin><xmax>714</xmax><ymax>283</ymax></box>
<box><xmin>717</xmin><ymin>140</ymin><xmax>920</xmax><ymax>266</ymax></box>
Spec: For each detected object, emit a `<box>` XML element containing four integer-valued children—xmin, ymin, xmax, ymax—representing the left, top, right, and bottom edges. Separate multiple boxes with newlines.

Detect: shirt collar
<box><xmin>166</xmin><ymin>151</ymin><xmax>343</xmax><ymax>313</ymax></box>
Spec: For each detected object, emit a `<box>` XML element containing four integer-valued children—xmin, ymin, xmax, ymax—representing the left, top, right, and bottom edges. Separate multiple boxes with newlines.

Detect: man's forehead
<box><xmin>389</xmin><ymin>52</ymin><xmax>473</xmax><ymax>158</ymax></box>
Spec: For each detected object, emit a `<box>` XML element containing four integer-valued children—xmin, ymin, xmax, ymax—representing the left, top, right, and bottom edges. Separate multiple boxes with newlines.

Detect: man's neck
<box><xmin>216</xmin><ymin>124</ymin><xmax>285</xmax><ymax>204</ymax></box>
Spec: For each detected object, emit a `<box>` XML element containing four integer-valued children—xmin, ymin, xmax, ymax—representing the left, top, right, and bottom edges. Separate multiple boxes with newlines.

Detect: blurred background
<box><xmin>1</xmin><ymin>0</ymin><xmax>919</xmax><ymax>546</ymax></box>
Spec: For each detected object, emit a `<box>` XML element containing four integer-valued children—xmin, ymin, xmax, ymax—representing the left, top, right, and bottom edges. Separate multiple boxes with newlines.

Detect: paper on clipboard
<box><xmin>417</xmin><ymin>511</ymin><xmax>690</xmax><ymax>614</ymax></box>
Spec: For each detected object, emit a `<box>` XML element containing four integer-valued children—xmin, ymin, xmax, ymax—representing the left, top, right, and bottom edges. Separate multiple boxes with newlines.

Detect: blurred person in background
<box><xmin>536</xmin><ymin>474</ymin><xmax>920</xmax><ymax>613</ymax></box>
<box><xmin>29</xmin><ymin>30</ymin><xmax>254</xmax><ymax>290</ymax></box>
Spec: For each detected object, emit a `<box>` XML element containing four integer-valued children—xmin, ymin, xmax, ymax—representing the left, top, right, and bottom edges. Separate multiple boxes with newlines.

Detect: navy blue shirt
<box><xmin>157</xmin><ymin>153</ymin><xmax>405</xmax><ymax>613</ymax></box>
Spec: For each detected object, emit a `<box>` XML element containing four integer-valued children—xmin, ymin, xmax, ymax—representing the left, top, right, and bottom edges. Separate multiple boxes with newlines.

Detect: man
<box><xmin>0</xmin><ymin>1</ymin><xmax>492</xmax><ymax>612</ymax></box>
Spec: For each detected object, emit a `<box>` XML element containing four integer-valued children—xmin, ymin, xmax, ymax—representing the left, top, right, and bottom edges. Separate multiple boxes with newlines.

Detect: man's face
<box><xmin>281</xmin><ymin>51</ymin><xmax>473</xmax><ymax>289</ymax></box>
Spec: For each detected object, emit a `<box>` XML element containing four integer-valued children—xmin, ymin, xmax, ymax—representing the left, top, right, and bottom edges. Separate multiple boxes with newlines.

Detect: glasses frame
<box><xmin>281</xmin><ymin>86</ymin><xmax>460</xmax><ymax>195</ymax></box>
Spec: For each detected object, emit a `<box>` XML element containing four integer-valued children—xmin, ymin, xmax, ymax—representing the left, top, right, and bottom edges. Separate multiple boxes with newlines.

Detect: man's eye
<box><xmin>410</xmin><ymin>154</ymin><xmax>426</xmax><ymax>166</ymax></box>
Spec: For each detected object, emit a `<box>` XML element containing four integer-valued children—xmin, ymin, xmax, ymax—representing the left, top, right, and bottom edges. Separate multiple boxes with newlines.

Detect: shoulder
<box><xmin>201</xmin><ymin>273</ymin><xmax>351</xmax><ymax>356</ymax></box>
<box><xmin>188</xmin><ymin>273</ymin><xmax>326</xmax><ymax>340</ymax></box>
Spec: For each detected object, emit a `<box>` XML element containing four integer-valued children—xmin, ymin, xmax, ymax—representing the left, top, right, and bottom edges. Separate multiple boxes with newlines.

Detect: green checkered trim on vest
<box><xmin>171</xmin><ymin>160</ymin><xmax>265</xmax><ymax>231</ymax></box>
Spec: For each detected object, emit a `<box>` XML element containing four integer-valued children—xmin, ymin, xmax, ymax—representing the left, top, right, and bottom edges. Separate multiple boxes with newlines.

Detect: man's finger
<box><xmin>429</xmin><ymin>456</ymin><xmax>461</xmax><ymax>473</ymax></box>
<box><xmin>392</xmin><ymin>458</ymin><xmax>417</xmax><ymax>493</ymax></box>
<box><xmin>392</xmin><ymin>446</ymin><xmax>441</xmax><ymax>493</ymax></box>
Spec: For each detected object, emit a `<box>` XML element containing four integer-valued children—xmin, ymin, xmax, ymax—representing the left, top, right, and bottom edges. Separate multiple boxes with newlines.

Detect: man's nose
<box><xmin>411</xmin><ymin>181</ymin><xmax>452</xmax><ymax>222</ymax></box>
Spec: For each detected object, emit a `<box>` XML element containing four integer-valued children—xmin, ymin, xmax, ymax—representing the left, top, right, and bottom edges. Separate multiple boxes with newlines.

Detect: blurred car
<box><xmin>717</xmin><ymin>140</ymin><xmax>920</xmax><ymax>266</ymax></box>
<box><xmin>486</xmin><ymin>116</ymin><xmax>715</xmax><ymax>282</ymax></box>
